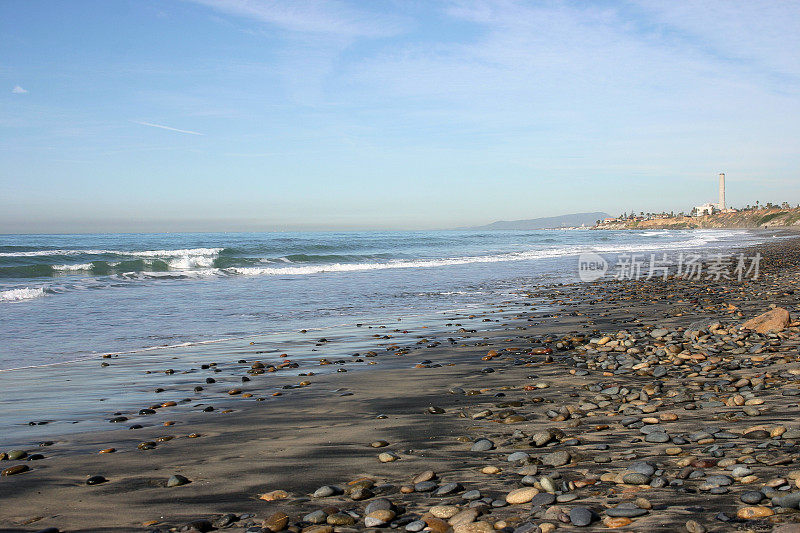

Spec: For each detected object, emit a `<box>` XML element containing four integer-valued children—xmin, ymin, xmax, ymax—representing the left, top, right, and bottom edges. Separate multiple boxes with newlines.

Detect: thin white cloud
<box><xmin>188</xmin><ymin>0</ymin><xmax>404</xmax><ymax>38</ymax></box>
<box><xmin>11</xmin><ymin>85</ymin><xmax>28</xmax><ymax>94</ymax></box>
<box><xmin>131</xmin><ymin>120</ymin><xmax>204</xmax><ymax>136</ymax></box>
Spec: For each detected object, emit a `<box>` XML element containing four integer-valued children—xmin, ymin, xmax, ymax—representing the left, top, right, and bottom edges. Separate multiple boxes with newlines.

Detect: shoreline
<box><xmin>0</xmin><ymin>237</ymin><xmax>798</xmax><ymax>532</ymax></box>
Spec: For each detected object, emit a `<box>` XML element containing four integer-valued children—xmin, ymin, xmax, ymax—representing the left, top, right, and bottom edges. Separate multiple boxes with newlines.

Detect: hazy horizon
<box><xmin>2</xmin><ymin>1</ymin><xmax>799</xmax><ymax>233</ymax></box>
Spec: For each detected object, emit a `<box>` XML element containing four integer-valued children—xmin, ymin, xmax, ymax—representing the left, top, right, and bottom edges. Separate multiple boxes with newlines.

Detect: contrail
<box><xmin>131</xmin><ymin>120</ymin><xmax>204</xmax><ymax>136</ymax></box>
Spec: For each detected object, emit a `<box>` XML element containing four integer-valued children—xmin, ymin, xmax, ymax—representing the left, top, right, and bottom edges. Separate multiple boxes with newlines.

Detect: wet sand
<box><xmin>2</xmin><ymin>238</ymin><xmax>800</xmax><ymax>533</ymax></box>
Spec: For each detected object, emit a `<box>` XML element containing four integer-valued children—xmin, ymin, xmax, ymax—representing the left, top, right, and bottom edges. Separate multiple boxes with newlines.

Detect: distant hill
<box><xmin>466</xmin><ymin>212</ymin><xmax>611</xmax><ymax>230</ymax></box>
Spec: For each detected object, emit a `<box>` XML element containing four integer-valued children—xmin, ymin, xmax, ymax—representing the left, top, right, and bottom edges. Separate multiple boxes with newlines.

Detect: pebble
<box><xmin>736</xmin><ymin>506</ymin><xmax>774</xmax><ymax>519</ymax></box>
<box><xmin>506</xmin><ymin>487</ymin><xmax>539</xmax><ymax>504</ymax></box>
<box><xmin>167</xmin><ymin>474</ymin><xmax>190</xmax><ymax>487</ymax></box>
<box><xmin>569</xmin><ymin>507</ymin><xmax>594</xmax><ymax>527</ymax></box>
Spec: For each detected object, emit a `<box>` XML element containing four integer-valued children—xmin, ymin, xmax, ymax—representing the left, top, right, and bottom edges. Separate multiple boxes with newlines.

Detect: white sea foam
<box><xmin>227</xmin><ymin>235</ymin><xmax>738</xmax><ymax>277</ymax></box>
<box><xmin>52</xmin><ymin>263</ymin><xmax>94</xmax><ymax>271</ymax></box>
<box><xmin>0</xmin><ymin>287</ymin><xmax>47</xmax><ymax>301</ymax></box>
<box><xmin>0</xmin><ymin>247</ymin><xmax>222</xmax><ymax>258</ymax></box>
<box><xmin>126</xmin><ymin>247</ymin><xmax>223</xmax><ymax>258</ymax></box>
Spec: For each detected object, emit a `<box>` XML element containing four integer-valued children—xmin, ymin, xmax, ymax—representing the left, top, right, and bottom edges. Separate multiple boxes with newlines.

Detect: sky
<box><xmin>1</xmin><ymin>0</ymin><xmax>799</xmax><ymax>233</ymax></box>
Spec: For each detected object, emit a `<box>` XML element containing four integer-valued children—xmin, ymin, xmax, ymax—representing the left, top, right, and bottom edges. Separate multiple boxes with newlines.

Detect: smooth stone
<box><xmin>705</xmin><ymin>475</ymin><xmax>733</xmax><ymax>486</ymax></box>
<box><xmin>462</xmin><ymin>490</ymin><xmax>481</xmax><ymax>500</ymax></box>
<box><xmin>736</xmin><ymin>506</ymin><xmax>773</xmax><ymax>519</ymax></box>
<box><xmin>685</xmin><ymin>520</ymin><xmax>706</xmax><ymax>533</ymax></box>
<box><xmin>1</xmin><ymin>464</ymin><xmax>29</xmax><ymax>476</ymax></box>
<box><xmin>313</xmin><ymin>485</ymin><xmax>342</xmax><ymax>498</ymax></box>
<box><xmin>263</xmin><ymin>512</ymin><xmax>289</xmax><ymax>532</ymax></box>
<box><xmin>541</xmin><ymin>450</ymin><xmax>570</xmax><ymax>467</ymax></box>
<box><xmin>378</xmin><ymin>452</ymin><xmax>400</xmax><ymax>462</ymax></box>
<box><xmin>365</xmin><ymin>498</ymin><xmax>393</xmax><ymax>514</ymax></box>
<box><xmin>605</xmin><ymin>505</ymin><xmax>648</xmax><ymax>518</ymax></box>
<box><xmin>430</xmin><ymin>506</ymin><xmax>460</xmax><ymax>519</ymax></box>
<box><xmin>530</xmin><ymin>493</ymin><xmax>556</xmax><ymax>506</ymax></box>
<box><xmin>773</xmin><ymin>493</ymin><xmax>800</xmax><ymax>509</ymax></box>
<box><xmin>304</xmin><ymin>511</ymin><xmax>328</xmax><ymax>524</ymax></box>
<box><xmin>645</xmin><ymin>433</ymin><xmax>670</xmax><ymax>443</ymax></box>
<box><xmin>415</xmin><ymin>481</ymin><xmax>437</xmax><ymax>492</ymax></box>
<box><xmin>86</xmin><ymin>475</ymin><xmax>107</xmax><ymax>485</ymax></box>
<box><xmin>405</xmin><ymin>520</ymin><xmax>426</xmax><ymax>532</ymax></box>
<box><xmin>326</xmin><ymin>513</ymin><xmax>355</xmax><ymax>526</ymax></box>
<box><xmin>740</xmin><ymin>491</ymin><xmax>764</xmax><ymax>504</ymax></box>
<box><xmin>471</xmin><ymin>439</ymin><xmax>494</xmax><ymax>452</ymax></box>
<box><xmin>506</xmin><ymin>487</ymin><xmax>539</xmax><ymax>504</ymax></box>
<box><xmin>628</xmin><ymin>462</ymin><xmax>656</xmax><ymax>476</ymax></box>
<box><xmin>364</xmin><ymin>510</ymin><xmax>396</xmax><ymax>527</ymax></box>
<box><xmin>622</xmin><ymin>473</ymin><xmax>650</xmax><ymax>485</ymax></box>
<box><xmin>435</xmin><ymin>482</ymin><xmax>462</xmax><ymax>496</ymax></box>
<box><xmin>449</xmin><ymin>508</ymin><xmax>479</xmax><ymax>526</ymax></box>
<box><xmin>7</xmin><ymin>450</ymin><xmax>27</xmax><ymax>460</ymax></box>
<box><xmin>508</xmin><ymin>452</ymin><xmax>530</xmax><ymax>463</ymax></box>
<box><xmin>167</xmin><ymin>474</ymin><xmax>190</xmax><ymax>487</ymax></box>
<box><xmin>569</xmin><ymin>507</ymin><xmax>594</xmax><ymax>527</ymax></box>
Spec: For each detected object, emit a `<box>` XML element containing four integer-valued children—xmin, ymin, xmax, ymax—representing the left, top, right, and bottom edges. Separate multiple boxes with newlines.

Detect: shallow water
<box><xmin>0</xmin><ymin>229</ymin><xmax>766</xmax><ymax>370</ymax></box>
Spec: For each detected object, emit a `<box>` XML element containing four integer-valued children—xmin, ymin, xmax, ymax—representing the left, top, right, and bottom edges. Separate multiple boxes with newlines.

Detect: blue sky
<box><xmin>1</xmin><ymin>0</ymin><xmax>799</xmax><ymax>232</ymax></box>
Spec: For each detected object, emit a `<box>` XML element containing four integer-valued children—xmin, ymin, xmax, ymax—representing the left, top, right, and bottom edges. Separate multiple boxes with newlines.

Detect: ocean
<box><xmin>0</xmin><ymin>229</ymin><xmax>768</xmax><ymax>371</ymax></box>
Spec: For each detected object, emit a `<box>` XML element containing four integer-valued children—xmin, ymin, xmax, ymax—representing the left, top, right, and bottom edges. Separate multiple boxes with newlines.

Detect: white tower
<box><xmin>718</xmin><ymin>173</ymin><xmax>726</xmax><ymax>210</ymax></box>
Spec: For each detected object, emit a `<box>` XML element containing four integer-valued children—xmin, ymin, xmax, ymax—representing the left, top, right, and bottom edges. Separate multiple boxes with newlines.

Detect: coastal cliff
<box><xmin>596</xmin><ymin>206</ymin><xmax>800</xmax><ymax>230</ymax></box>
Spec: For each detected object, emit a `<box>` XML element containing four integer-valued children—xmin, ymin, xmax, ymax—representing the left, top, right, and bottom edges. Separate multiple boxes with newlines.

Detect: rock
<box><xmin>364</xmin><ymin>510</ymin><xmax>396</xmax><ymax>527</ymax></box>
<box><xmin>304</xmin><ymin>510</ymin><xmax>328</xmax><ymax>524</ymax></box>
<box><xmin>413</xmin><ymin>470</ymin><xmax>436</xmax><ymax>483</ymax></box>
<box><xmin>378</xmin><ymin>452</ymin><xmax>399</xmax><ymax>462</ymax></box>
<box><xmin>605</xmin><ymin>503</ymin><xmax>648</xmax><ymax>518</ymax></box>
<box><xmin>313</xmin><ymin>485</ymin><xmax>341</xmax><ymax>497</ymax></box>
<box><xmin>530</xmin><ymin>493</ymin><xmax>556</xmax><ymax>506</ymax></box>
<box><xmin>263</xmin><ymin>511</ymin><xmax>289</xmax><ymax>532</ymax></box>
<box><xmin>742</xmin><ymin>307</ymin><xmax>790</xmax><ymax>333</ymax></box>
<box><xmin>773</xmin><ymin>493</ymin><xmax>800</xmax><ymax>509</ymax></box>
<box><xmin>302</xmin><ymin>527</ymin><xmax>333</xmax><ymax>533</ymax></box>
<box><xmin>351</xmin><ymin>487</ymin><xmax>374</xmax><ymax>500</ymax></box>
<box><xmin>644</xmin><ymin>432</ymin><xmax>670</xmax><ymax>443</ymax></box>
<box><xmin>430</xmin><ymin>506</ymin><xmax>460</xmax><ymax>519</ymax></box>
<box><xmin>569</xmin><ymin>507</ymin><xmax>594</xmax><ymax>527</ymax></box>
<box><xmin>740</xmin><ymin>491</ymin><xmax>764</xmax><ymax>504</ymax></box>
<box><xmin>603</xmin><ymin>517</ymin><xmax>633</xmax><ymax>528</ymax></box>
<box><xmin>736</xmin><ymin>506</ymin><xmax>774</xmax><ymax>519</ymax></box>
<box><xmin>214</xmin><ymin>514</ymin><xmax>238</xmax><ymax>528</ymax></box>
<box><xmin>449</xmin><ymin>509</ymin><xmax>479</xmax><ymax>526</ymax></box>
<box><xmin>471</xmin><ymin>439</ymin><xmax>494</xmax><ymax>452</ymax></box>
<box><xmin>167</xmin><ymin>474</ymin><xmax>190</xmax><ymax>487</ymax></box>
<box><xmin>452</xmin><ymin>521</ymin><xmax>493</xmax><ymax>533</ymax></box>
<box><xmin>371</xmin><ymin>440</ymin><xmax>390</xmax><ymax>448</ymax></box>
<box><xmin>86</xmin><ymin>475</ymin><xmax>107</xmax><ymax>485</ymax></box>
<box><xmin>705</xmin><ymin>475</ymin><xmax>733</xmax><ymax>487</ymax></box>
<box><xmin>622</xmin><ymin>473</ymin><xmax>650</xmax><ymax>485</ymax></box>
<box><xmin>423</xmin><ymin>517</ymin><xmax>452</xmax><ymax>533</ymax></box>
<box><xmin>327</xmin><ymin>513</ymin><xmax>355</xmax><ymax>526</ymax></box>
<box><xmin>507</xmin><ymin>451</ymin><xmax>530</xmax><ymax>463</ymax></box>
<box><xmin>685</xmin><ymin>520</ymin><xmax>706</xmax><ymax>533</ymax></box>
<box><xmin>7</xmin><ymin>450</ymin><xmax>27</xmax><ymax>460</ymax></box>
<box><xmin>541</xmin><ymin>450</ymin><xmax>570</xmax><ymax>467</ymax></box>
<box><xmin>435</xmin><ymin>482</ymin><xmax>462</xmax><ymax>496</ymax></box>
<box><xmin>365</xmin><ymin>499</ymin><xmax>393</xmax><ymax>514</ymax></box>
<box><xmin>406</xmin><ymin>520</ymin><xmax>426</xmax><ymax>532</ymax></box>
<box><xmin>185</xmin><ymin>519</ymin><xmax>213</xmax><ymax>532</ymax></box>
<box><xmin>1</xmin><ymin>465</ymin><xmax>29</xmax><ymax>476</ymax></box>
<box><xmin>506</xmin><ymin>487</ymin><xmax>539</xmax><ymax>504</ymax></box>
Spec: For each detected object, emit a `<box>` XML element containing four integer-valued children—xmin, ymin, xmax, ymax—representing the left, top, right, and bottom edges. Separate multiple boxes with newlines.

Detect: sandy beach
<box><xmin>2</xmin><ymin>237</ymin><xmax>800</xmax><ymax>533</ymax></box>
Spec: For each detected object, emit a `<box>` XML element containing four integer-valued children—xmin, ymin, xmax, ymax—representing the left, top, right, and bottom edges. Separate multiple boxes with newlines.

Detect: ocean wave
<box><xmin>52</xmin><ymin>263</ymin><xmax>94</xmax><ymax>271</ymax></box>
<box><xmin>0</xmin><ymin>287</ymin><xmax>48</xmax><ymax>302</ymax></box>
<box><xmin>0</xmin><ymin>247</ymin><xmax>223</xmax><ymax>258</ymax></box>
